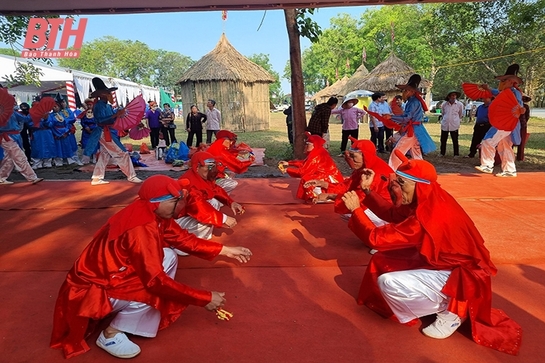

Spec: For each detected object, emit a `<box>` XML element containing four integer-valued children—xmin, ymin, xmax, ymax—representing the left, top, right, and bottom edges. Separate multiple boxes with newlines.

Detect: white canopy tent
<box><xmin>0</xmin><ymin>54</ymin><xmax>159</xmax><ymax>108</ymax></box>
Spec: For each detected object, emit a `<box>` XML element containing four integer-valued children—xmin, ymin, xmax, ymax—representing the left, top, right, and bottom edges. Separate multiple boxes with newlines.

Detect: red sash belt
<box><xmin>1</xmin><ymin>130</ymin><xmax>18</xmax><ymax>141</ymax></box>
<box><xmin>103</xmin><ymin>126</ymin><xmax>112</xmax><ymax>142</ymax></box>
<box><xmin>402</xmin><ymin>120</ymin><xmax>421</xmax><ymax>137</ymax></box>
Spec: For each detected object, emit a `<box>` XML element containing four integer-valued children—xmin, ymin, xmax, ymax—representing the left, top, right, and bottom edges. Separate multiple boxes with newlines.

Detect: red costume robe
<box><xmin>327</xmin><ymin>140</ymin><xmax>393</xmax><ymax>214</ymax></box>
<box><xmin>50</xmin><ymin>199</ymin><xmax>222</xmax><ymax>359</ymax></box>
<box><xmin>207</xmin><ymin>138</ymin><xmax>253</xmax><ymax>175</ymax></box>
<box><xmin>348</xmin><ymin>183</ymin><xmax>522</xmax><ymax>355</ymax></box>
<box><xmin>180</xmin><ymin>154</ymin><xmax>234</xmax><ymax>227</ymax></box>
<box><xmin>286</xmin><ymin>139</ymin><xmax>343</xmax><ymax>200</ymax></box>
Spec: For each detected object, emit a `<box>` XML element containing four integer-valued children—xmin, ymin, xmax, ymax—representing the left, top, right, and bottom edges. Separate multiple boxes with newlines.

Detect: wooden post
<box><xmin>284</xmin><ymin>9</ymin><xmax>306</xmax><ymax>160</ymax></box>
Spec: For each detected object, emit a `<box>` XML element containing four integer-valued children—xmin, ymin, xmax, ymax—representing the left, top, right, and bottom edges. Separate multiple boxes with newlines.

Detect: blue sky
<box><xmin>74</xmin><ymin>7</ymin><xmax>374</xmax><ymax>92</ymax></box>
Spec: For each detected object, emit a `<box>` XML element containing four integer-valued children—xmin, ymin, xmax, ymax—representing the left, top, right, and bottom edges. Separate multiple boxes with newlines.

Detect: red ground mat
<box><xmin>1</xmin><ymin>174</ymin><xmax>545</xmax><ymax>362</ymax></box>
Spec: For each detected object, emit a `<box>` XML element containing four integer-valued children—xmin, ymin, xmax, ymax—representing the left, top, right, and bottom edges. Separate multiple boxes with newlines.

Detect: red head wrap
<box><xmin>216</xmin><ymin>130</ymin><xmax>237</xmax><ymax>140</ymax></box>
<box><xmin>394</xmin><ymin>149</ymin><xmax>437</xmax><ymax>184</ymax></box>
<box><xmin>305</xmin><ymin>132</ymin><xmax>326</xmax><ymax>148</ymax></box>
<box><xmin>107</xmin><ymin>176</ymin><xmax>190</xmax><ymax>241</ymax></box>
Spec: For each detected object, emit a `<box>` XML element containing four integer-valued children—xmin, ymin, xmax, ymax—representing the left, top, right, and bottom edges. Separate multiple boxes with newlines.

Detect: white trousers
<box><xmin>108</xmin><ymin>248</ymin><xmax>178</xmax><ymax>338</ymax></box>
<box><xmin>92</xmin><ymin>134</ymin><xmax>136</xmax><ymax>180</ymax></box>
<box><xmin>0</xmin><ymin>139</ymin><xmax>38</xmax><ymax>182</ymax></box>
<box><xmin>378</xmin><ymin>269</ymin><xmax>451</xmax><ymax>323</ymax></box>
<box><xmin>479</xmin><ymin>130</ymin><xmax>516</xmax><ymax>173</ymax></box>
<box><xmin>389</xmin><ymin>135</ymin><xmax>422</xmax><ymax>171</ymax></box>
<box><xmin>341</xmin><ymin>208</ymin><xmax>388</xmax><ymax>228</ymax></box>
<box><xmin>175</xmin><ymin>198</ymin><xmax>223</xmax><ymax>240</ymax></box>
<box><xmin>216</xmin><ymin>177</ymin><xmax>238</xmax><ymax>194</ymax></box>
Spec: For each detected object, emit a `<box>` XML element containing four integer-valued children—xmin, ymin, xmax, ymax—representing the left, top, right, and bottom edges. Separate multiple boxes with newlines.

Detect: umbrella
<box><xmin>128</xmin><ymin>124</ymin><xmax>151</xmax><ymax>140</ymax></box>
<box><xmin>29</xmin><ymin>97</ymin><xmax>56</xmax><ymax>126</ymax></box>
<box><xmin>0</xmin><ymin>88</ymin><xmax>15</xmax><ymax>127</ymax></box>
<box><xmin>344</xmin><ymin>90</ymin><xmax>373</xmax><ymax>99</ymax></box>
<box><xmin>113</xmin><ymin>95</ymin><xmax>146</xmax><ymax>132</ymax></box>
<box><xmin>489</xmin><ymin>90</ymin><xmax>525</xmax><ymax>131</ymax></box>
<box><xmin>462</xmin><ymin>83</ymin><xmax>493</xmax><ymax>101</ymax></box>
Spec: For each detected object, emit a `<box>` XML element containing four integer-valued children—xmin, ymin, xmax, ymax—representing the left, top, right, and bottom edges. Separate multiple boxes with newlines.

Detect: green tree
<box><xmin>0</xmin><ymin>47</ymin><xmax>19</xmax><ymax>56</ymax></box>
<box><xmin>429</xmin><ymin>0</ymin><xmax>545</xmax><ymax>101</ymax></box>
<box><xmin>0</xmin><ymin>15</ymin><xmax>59</xmax><ymax>86</ymax></box>
<box><xmin>152</xmin><ymin>50</ymin><xmax>194</xmax><ymax>96</ymax></box>
<box><xmin>58</xmin><ymin>36</ymin><xmax>158</xmax><ymax>84</ymax></box>
<box><xmin>247</xmin><ymin>53</ymin><xmax>282</xmax><ymax>104</ymax></box>
<box><xmin>58</xmin><ymin>36</ymin><xmax>194</xmax><ymax>95</ymax></box>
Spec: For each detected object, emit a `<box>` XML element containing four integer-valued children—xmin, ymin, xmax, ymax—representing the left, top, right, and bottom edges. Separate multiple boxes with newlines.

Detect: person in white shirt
<box><xmin>368</xmin><ymin>92</ymin><xmax>392</xmax><ymax>153</ymax></box>
<box><xmin>439</xmin><ymin>91</ymin><xmax>464</xmax><ymax>157</ymax></box>
<box><xmin>205</xmin><ymin>99</ymin><xmax>221</xmax><ymax>144</ymax></box>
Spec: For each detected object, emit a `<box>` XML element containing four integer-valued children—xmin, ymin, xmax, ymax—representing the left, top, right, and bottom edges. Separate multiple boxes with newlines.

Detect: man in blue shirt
<box><xmin>466</xmin><ymin>97</ymin><xmax>492</xmax><ymax>158</ymax></box>
<box><xmin>368</xmin><ymin>92</ymin><xmax>392</xmax><ymax>153</ymax></box>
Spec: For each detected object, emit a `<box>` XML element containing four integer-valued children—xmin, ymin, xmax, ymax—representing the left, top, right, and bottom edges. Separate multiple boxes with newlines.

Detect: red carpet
<box><xmin>1</xmin><ymin>172</ymin><xmax>544</xmax><ymax>362</ymax></box>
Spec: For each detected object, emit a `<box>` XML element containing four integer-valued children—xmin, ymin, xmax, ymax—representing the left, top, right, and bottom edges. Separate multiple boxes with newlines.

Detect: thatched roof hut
<box><xmin>177</xmin><ymin>34</ymin><xmax>275</xmax><ymax>132</ymax></box>
<box><xmin>341</xmin><ymin>63</ymin><xmax>370</xmax><ymax>95</ymax></box>
<box><xmin>353</xmin><ymin>53</ymin><xmax>429</xmax><ymax>101</ymax></box>
<box><xmin>311</xmin><ymin>76</ymin><xmax>349</xmax><ymax>103</ymax></box>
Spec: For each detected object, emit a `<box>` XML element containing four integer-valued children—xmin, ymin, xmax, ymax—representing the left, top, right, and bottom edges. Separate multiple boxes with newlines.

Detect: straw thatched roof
<box><xmin>341</xmin><ymin>63</ymin><xmax>370</xmax><ymax>95</ymax></box>
<box><xmin>178</xmin><ymin>34</ymin><xmax>275</xmax><ymax>84</ymax></box>
<box><xmin>353</xmin><ymin>53</ymin><xmax>429</xmax><ymax>92</ymax></box>
<box><xmin>310</xmin><ymin>76</ymin><xmax>349</xmax><ymax>101</ymax></box>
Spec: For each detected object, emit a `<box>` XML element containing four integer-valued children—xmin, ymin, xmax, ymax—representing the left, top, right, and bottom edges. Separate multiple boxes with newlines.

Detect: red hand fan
<box><xmin>30</xmin><ymin>97</ymin><xmax>56</xmax><ymax>126</ymax></box>
<box><xmin>462</xmin><ymin>83</ymin><xmax>493</xmax><ymax>100</ymax></box>
<box><xmin>363</xmin><ymin>106</ymin><xmax>402</xmax><ymax>131</ymax></box>
<box><xmin>129</xmin><ymin>124</ymin><xmax>151</xmax><ymax>140</ymax></box>
<box><xmin>113</xmin><ymin>95</ymin><xmax>146</xmax><ymax>132</ymax></box>
<box><xmin>488</xmin><ymin>90</ymin><xmax>525</xmax><ymax>131</ymax></box>
<box><xmin>0</xmin><ymin>88</ymin><xmax>16</xmax><ymax>127</ymax></box>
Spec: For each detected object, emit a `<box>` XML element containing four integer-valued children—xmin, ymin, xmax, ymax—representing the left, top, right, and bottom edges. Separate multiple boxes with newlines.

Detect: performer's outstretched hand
<box><xmin>231</xmin><ymin>202</ymin><xmax>245</xmax><ymax>215</ymax></box>
<box><xmin>220</xmin><ymin>246</ymin><xmax>252</xmax><ymax>263</ymax></box>
<box><xmin>360</xmin><ymin>168</ymin><xmax>375</xmax><ymax>190</ymax></box>
<box><xmin>205</xmin><ymin>292</ymin><xmax>226</xmax><ymax>311</ymax></box>
<box><xmin>115</xmin><ymin>108</ymin><xmax>126</xmax><ymax>117</ymax></box>
<box><xmin>342</xmin><ymin>191</ymin><xmax>361</xmax><ymax>212</ymax></box>
<box><xmin>304</xmin><ymin>179</ymin><xmax>328</xmax><ymax>189</ymax></box>
<box><xmin>223</xmin><ymin>216</ymin><xmax>237</xmax><ymax>228</ymax></box>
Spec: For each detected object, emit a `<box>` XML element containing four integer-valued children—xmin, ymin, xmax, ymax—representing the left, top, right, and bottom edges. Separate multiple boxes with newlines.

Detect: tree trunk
<box><xmin>284</xmin><ymin>9</ymin><xmax>306</xmax><ymax>160</ymax></box>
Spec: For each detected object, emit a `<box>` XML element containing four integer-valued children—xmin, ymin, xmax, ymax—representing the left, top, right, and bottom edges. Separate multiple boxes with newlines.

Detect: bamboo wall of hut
<box><xmin>178</xmin><ymin>34</ymin><xmax>274</xmax><ymax>133</ymax></box>
<box><xmin>179</xmin><ymin>80</ymin><xmax>270</xmax><ymax>132</ymax></box>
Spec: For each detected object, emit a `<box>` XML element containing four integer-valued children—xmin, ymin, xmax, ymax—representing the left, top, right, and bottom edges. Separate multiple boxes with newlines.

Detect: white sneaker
<box><xmin>91</xmin><ymin>179</ymin><xmax>109</xmax><ymax>186</ymax></box>
<box><xmin>96</xmin><ymin>331</ymin><xmax>141</xmax><ymax>359</ymax></box>
<box><xmin>127</xmin><ymin>176</ymin><xmax>143</xmax><ymax>184</ymax></box>
<box><xmin>422</xmin><ymin>311</ymin><xmax>463</xmax><ymax>339</ymax></box>
<box><xmin>0</xmin><ymin>179</ymin><xmax>14</xmax><ymax>185</ymax></box>
<box><xmin>475</xmin><ymin>165</ymin><xmax>493</xmax><ymax>174</ymax></box>
<box><xmin>495</xmin><ymin>171</ymin><xmax>517</xmax><ymax>178</ymax></box>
